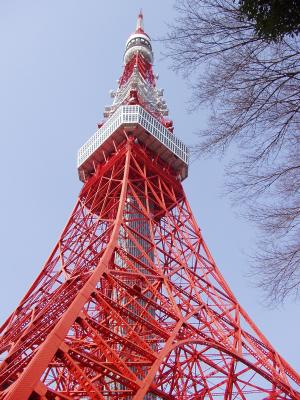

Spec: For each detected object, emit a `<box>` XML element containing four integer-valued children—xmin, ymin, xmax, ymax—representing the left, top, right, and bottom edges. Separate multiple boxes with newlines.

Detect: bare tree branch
<box><xmin>164</xmin><ymin>0</ymin><xmax>300</xmax><ymax>304</ymax></box>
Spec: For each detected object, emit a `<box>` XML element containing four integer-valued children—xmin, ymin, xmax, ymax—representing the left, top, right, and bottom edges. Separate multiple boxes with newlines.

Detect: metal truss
<box><xmin>107</xmin><ymin>53</ymin><xmax>168</xmax><ymax>121</ymax></box>
<box><xmin>0</xmin><ymin>139</ymin><xmax>299</xmax><ymax>399</ymax></box>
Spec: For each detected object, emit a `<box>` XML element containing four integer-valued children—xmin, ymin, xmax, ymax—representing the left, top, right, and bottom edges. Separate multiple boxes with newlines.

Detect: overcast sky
<box><xmin>0</xmin><ymin>0</ymin><xmax>299</xmax><ymax>374</ymax></box>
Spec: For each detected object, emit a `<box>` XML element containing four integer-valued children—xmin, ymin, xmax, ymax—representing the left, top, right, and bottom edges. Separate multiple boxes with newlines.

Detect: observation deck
<box><xmin>77</xmin><ymin>105</ymin><xmax>189</xmax><ymax>182</ymax></box>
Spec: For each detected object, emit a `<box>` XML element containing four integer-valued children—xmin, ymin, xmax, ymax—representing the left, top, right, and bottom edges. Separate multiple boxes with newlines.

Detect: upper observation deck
<box><xmin>77</xmin><ymin>105</ymin><xmax>189</xmax><ymax>182</ymax></box>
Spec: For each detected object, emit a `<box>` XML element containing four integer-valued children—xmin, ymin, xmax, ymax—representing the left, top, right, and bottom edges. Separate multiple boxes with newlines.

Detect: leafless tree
<box><xmin>164</xmin><ymin>0</ymin><xmax>300</xmax><ymax>304</ymax></box>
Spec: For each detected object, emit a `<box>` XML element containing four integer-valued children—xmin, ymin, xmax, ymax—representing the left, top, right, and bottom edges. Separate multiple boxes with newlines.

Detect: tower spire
<box><xmin>136</xmin><ymin>9</ymin><xmax>144</xmax><ymax>33</ymax></box>
<box><xmin>103</xmin><ymin>13</ymin><xmax>171</xmax><ymax>123</ymax></box>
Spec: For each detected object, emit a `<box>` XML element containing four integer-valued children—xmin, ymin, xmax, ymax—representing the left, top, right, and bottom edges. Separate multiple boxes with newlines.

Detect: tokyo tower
<box><xmin>0</xmin><ymin>12</ymin><xmax>300</xmax><ymax>400</ymax></box>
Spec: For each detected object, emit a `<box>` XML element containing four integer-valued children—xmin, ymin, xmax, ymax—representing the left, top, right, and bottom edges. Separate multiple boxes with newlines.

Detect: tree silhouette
<box><xmin>165</xmin><ymin>0</ymin><xmax>300</xmax><ymax>303</ymax></box>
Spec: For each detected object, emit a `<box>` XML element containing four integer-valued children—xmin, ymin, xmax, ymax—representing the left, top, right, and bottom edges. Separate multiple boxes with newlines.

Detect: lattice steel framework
<box><xmin>0</xmin><ymin>12</ymin><xmax>299</xmax><ymax>400</ymax></box>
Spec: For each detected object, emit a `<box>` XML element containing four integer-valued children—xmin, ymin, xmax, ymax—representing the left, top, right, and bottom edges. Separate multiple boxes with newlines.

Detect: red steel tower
<box><xmin>0</xmin><ymin>13</ymin><xmax>299</xmax><ymax>400</ymax></box>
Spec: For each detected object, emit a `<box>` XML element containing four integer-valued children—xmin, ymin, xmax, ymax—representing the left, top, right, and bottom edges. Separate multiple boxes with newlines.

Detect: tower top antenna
<box><xmin>123</xmin><ymin>11</ymin><xmax>153</xmax><ymax>64</ymax></box>
<box><xmin>136</xmin><ymin>9</ymin><xmax>144</xmax><ymax>33</ymax></box>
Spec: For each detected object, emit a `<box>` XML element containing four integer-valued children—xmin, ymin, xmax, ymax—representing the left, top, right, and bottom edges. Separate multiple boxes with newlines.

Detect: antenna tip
<box><xmin>136</xmin><ymin>10</ymin><xmax>144</xmax><ymax>33</ymax></box>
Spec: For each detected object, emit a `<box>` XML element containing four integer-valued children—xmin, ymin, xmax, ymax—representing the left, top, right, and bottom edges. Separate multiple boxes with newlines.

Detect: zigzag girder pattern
<box><xmin>0</xmin><ymin>140</ymin><xmax>299</xmax><ymax>399</ymax></box>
